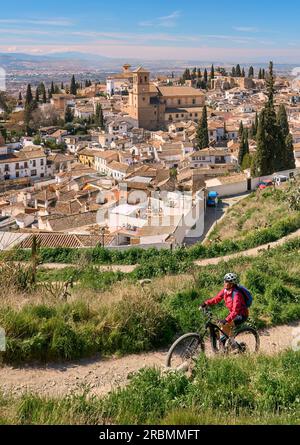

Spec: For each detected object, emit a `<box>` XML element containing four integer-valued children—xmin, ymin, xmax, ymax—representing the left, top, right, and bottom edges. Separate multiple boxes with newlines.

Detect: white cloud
<box><xmin>139</xmin><ymin>10</ymin><xmax>181</xmax><ymax>28</ymax></box>
<box><xmin>0</xmin><ymin>18</ymin><xmax>73</xmax><ymax>26</ymax></box>
<box><xmin>233</xmin><ymin>26</ymin><xmax>259</xmax><ymax>33</ymax></box>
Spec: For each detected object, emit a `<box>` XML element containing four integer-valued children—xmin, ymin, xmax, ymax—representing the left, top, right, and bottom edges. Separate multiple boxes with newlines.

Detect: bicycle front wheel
<box><xmin>165</xmin><ymin>333</ymin><xmax>204</xmax><ymax>371</ymax></box>
<box><xmin>234</xmin><ymin>327</ymin><xmax>260</xmax><ymax>354</ymax></box>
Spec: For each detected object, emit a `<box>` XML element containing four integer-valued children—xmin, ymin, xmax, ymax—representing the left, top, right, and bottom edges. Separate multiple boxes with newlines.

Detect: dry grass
<box><xmin>0</xmin><ymin>273</ymin><xmax>195</xmax><ymax>311</ymax></box>
<box><xmin>208</xmin><ymin>183</ymin><xmax>297</xmax><ymax>243</ymax></box>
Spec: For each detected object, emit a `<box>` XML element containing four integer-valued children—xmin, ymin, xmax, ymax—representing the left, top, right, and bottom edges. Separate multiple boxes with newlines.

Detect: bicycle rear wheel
<box><xmin>165</xmin><ymin>333</ymin><xmax>204</xmax><ymax>371</ymax></box>
<box><xmin>233</xmin><ymin>326</ymin><xmax>260</xmax><ymax>354</ymax></box>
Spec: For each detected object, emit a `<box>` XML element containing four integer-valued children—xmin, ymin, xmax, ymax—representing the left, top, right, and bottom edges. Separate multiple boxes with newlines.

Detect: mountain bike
<box><xmin>166</xmin><ymin>307</ymin><xmax>260</xmax><ymax>371</ymax></box>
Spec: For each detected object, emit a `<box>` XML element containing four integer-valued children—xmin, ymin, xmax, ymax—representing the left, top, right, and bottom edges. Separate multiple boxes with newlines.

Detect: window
<box><xmin>192</xmin><ymin>99</ymin><xmax>196</xmax><ymax>105</ymax></box>
<box><xmin>16</xmin><ymin>163</ymin><xmax>20</xmax><ymax>169</ymax></box>
<box><xmin>176</xmin><ymin>114</ymin><xmax>179</xmax><ymax>118</ymax></box>
<box><xmin>181</xmin><ymin>114</ymin><xmax>184</xmax><ymax>118</ymax></box>
<box><xmin>24</xmin><ymin>162</ymin><xmax>28</xmax><ymax>168</ymax></box>
<box><xmin>4</xmin><ymin>164</ymin><xmax>9</xmax><ymax>172</ymax></box>
<box><xmin>195</xmin><ymin>113</ymin><xmax>198</xmax><ymax>117</ymax></box>
<box><xmin>41</xmin><ymin>173</ymin><xmax>44</xmax><ymax>178</ymax></box>
<box><xmin>178</xmin><ymin>99</ymin><xmax>181</xmax><ymax>105</ymax></box>
<box><xmin>41</xmin><ymin>159</ymin><xmax>44</xmax><ymax>166</ymax></box>
<box><xmin>31</xmin><ymin>170</ymin><xmax>37</xmax><ymax>177</ymax></box>
<box><xmin>16</xmin><ymin>172</ymin><xmax>19</xmax><ymax>178</ymax></box>
<box><xmin>190</xmin><ymin>113</ymin><xmax>193</xmax><ymax>117</ymax></box>
<box><xmin>144</xmin><ymin>76</ymin><xmax>147</xmax><ymax>82</ymax></box>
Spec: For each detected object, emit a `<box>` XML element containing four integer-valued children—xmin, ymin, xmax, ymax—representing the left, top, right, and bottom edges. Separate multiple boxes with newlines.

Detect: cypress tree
<box><xmin>248</xmin><ymin>66</ymin><xmax>254</xmax><ymax>78</ymax></box>
<box><xmin>236</xmin><ymin>64</ymin><xmax>242</xmax><ymax>77</ymax></box>
<box><xmin>262</xmin><ymin>69</ymin><xmax>266</xmax><ymax>79</ymax></box>
<box><xmin>197</xmin><ymin>68</ymin><xmax>202</xmax><ymax>79</ymax></box>
<box><xmin>61</xmin><ymin>82</ymin><xmax>64</xmax><ymax>90</ymax></box>
<box><xmin>238</xmin><ymin>121</ymin><xmax>244</xmax><ymax>139</ymax></box>
<box><xmin>196</xmin><ymin>105</ymin><xmax>209</xmax><ymax>150</ymax></box>
<box><xmin>258</xmin><ymin>68</ymin><xmax>262</xmax><ymax>79</ymax></box>
<box><xmin>70</xmin><ymin>75</ymin><xmax>77</xmax><ymax>95</ymax></box>
<box><xmin>231</xmin><ymin>66</ymin><xmax>236</xmax><ymax>77</ymax></box>
<box><xmin>252</xmin><ymin>62</ymin><xmax>285</xmax><ymax>175</ymax></box>
<box><xmin>238</xmin><ymin>129</ymin><xmax>249</xmax><ymax>166</ymax></box>
<box><xmin>50</xmin><ymin>81</ymin><xmax>55</xmax><ymax>95</ymax></box>
<box><xmin>95</xmin><ymin>103</ymin><xmax>104</xmax><ymax>129</ymax></box>
<box><xmin>203</xmin><ymin>68</ymin><xmax>208</xmax><ymax>85</ymax></box>
<box><xmin>241</xmin><ymin>67</ymin><xmax>245</xmax><ymax>77</ymax></box>
<box><xmin>25</xmin><ymin>84</ymin><xmax>33</xmax><ymax>106</ymax></box>
<box><xmin>277</xmin><ymin>105</ymin><xmax>296</xmax><ymax>170</ymax></box>
<box><xmin>210</xmin><ymin>64</ymin><xmax>215</xmax><ymax>80</ymax></box>
<box><xmin>35</xmin><ymin>88</ymin><xmax>40</xmax><ymax>103</ymax></box>
<box><xmin>64</xmin><ymin>105</ymin><xmax>74</xmax><ymax>123</ymax></box>
<box><xmin>192</xmin><ymin>67</ymin><xmax>197</xmax><ymax>80</ymax></box>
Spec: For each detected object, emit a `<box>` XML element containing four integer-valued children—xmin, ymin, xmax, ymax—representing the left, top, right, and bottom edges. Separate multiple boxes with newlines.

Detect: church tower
<box><xmin>129</xmin><ymin>66</ymin><xmax>160</xmax><ymax>130</ymax></box>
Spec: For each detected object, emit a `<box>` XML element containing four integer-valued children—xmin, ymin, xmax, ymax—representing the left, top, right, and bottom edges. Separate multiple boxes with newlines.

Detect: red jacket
<box><xmin>205</xmin><ymin>287</ymin><xmax>249</xmax><ymax>323</ymax></box>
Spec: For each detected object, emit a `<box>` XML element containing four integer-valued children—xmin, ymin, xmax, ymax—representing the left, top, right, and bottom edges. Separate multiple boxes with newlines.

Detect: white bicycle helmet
<box><xmin>224</xmin><ymin>273</ymin><xmax>238</xmax><ymax>284</ymax></box>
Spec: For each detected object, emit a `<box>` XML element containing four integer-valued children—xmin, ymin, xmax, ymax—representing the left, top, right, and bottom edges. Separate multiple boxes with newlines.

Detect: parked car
<box><xmin>273</xmin><ymin>175</ymin><xmax>289</xmax><ymax>185</ymax></box>
<box><xmin>207</xmin><ymin>191</ymin><xmax>219</xmax><ymax>207</ymax></box>
<box><xmin>257</xmin><ymin>179</ymin><xmax>273</xmax><ymax>190</ymax></box>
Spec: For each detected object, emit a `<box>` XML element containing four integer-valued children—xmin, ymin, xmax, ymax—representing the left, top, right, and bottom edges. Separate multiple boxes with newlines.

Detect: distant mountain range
<box><xmin>0</xmin><ymin>51</ymin><xmax>297</xmax><ymax>76</ymax></box>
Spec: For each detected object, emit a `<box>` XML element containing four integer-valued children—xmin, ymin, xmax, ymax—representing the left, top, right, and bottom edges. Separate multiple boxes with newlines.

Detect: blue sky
<box><xmin>1</xmin><ymin>0</ymin><xmax>300</xmax><ymax>62</ymax></box>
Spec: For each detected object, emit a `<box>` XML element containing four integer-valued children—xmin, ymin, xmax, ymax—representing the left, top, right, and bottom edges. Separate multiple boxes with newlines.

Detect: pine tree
<box><xmin>196</xmin><ymin>105</ymin><xmax>209</xmax><ymax>150</ymax></box>
<box><xmin>64</xmin><ymin>105</ymin><xmax>74</xmax><ymax>123</ymax></box>
<box><xmin>248</xmin><ymin>66</ymin><xmax>254</xmax><ymax>78</ymax></box>
<box><xmin>70</xmin><ymin>75</ymin><xmax>77</xmax><ymax>95</ymax></box>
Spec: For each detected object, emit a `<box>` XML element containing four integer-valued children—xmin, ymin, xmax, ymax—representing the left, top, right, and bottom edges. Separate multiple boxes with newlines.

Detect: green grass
<box><xmin>1</xmin><ymin>350</ymin><xmax>299</xmax><ymax>425</ymax></box>
<box><xmin>208</xmin><ymin>182</ymin><xmax>300</xmax><ymax>243</ymax></box>
<box><xmin>0</xmin><ymin>239</ymin><xmax>299</xmax><ymax>364</ymax></box>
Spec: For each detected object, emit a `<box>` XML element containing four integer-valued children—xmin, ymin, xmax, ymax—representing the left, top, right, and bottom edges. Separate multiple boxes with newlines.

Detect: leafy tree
<box><xmin>196</xmin><ymin>105</ymin><xmax>209</xmax><ymax>150</ymax></box>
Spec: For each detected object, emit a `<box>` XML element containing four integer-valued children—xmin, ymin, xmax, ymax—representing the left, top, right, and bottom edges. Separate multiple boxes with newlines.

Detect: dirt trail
<box><xmin>1</xmin><ymin>321</ymin><xmax>299</xmax><ymax>398</ymax></box>
<box><xmin>195</xmin><ymin>228</ymin><xmax>300</xmax><ymax>266</ymax></box>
